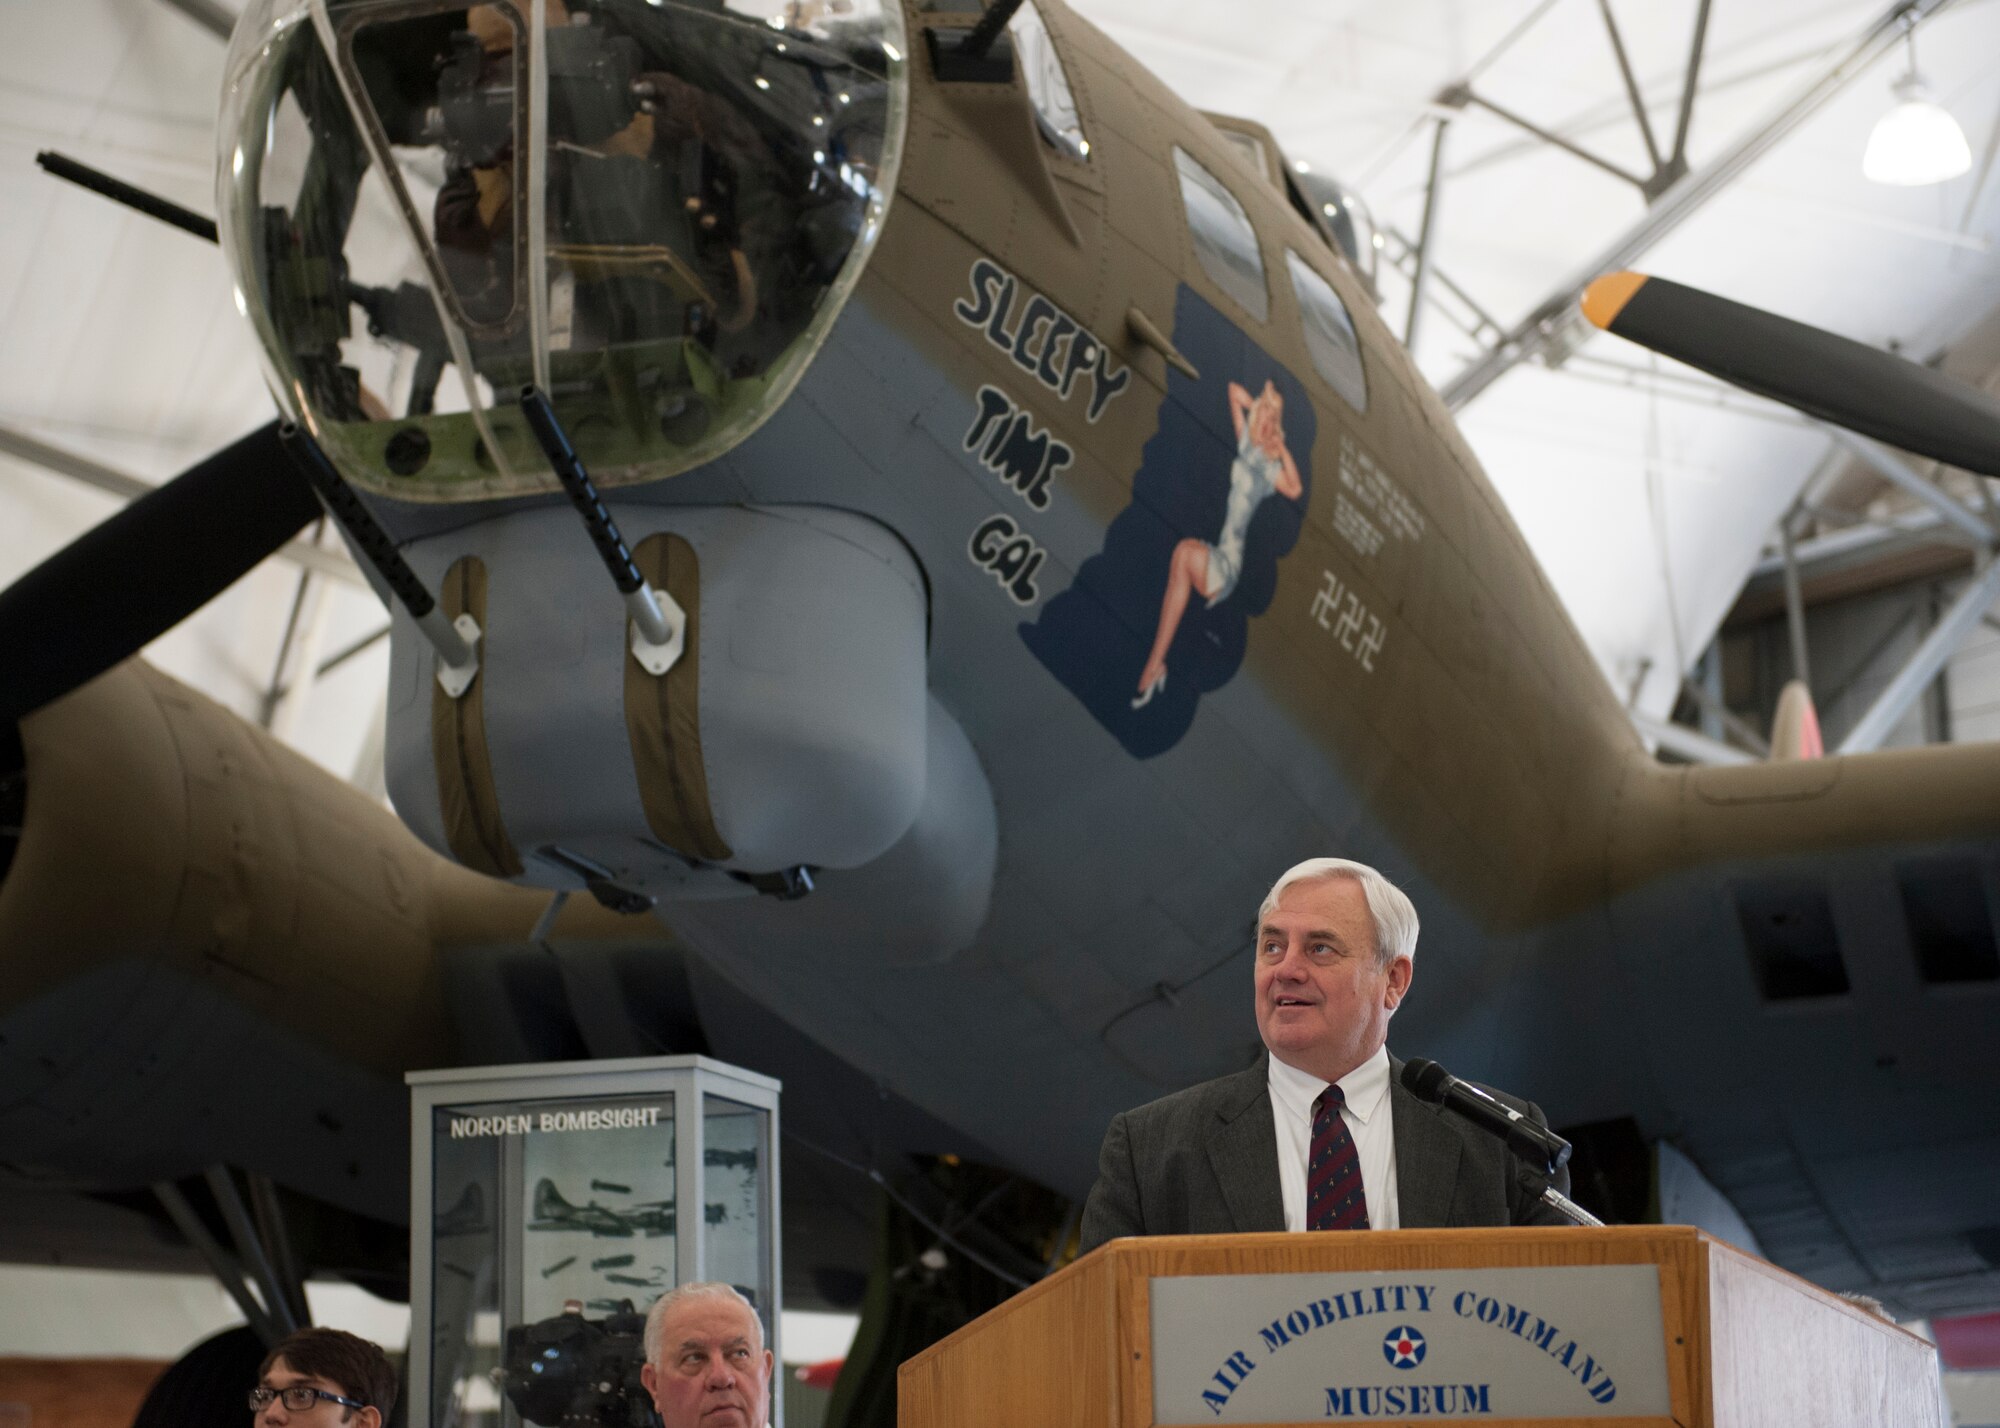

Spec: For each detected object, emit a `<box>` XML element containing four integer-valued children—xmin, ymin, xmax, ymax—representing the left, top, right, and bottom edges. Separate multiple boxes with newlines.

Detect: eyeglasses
<box><xmin>248</xmin><ymin>1385</ymin><xmax>368</xmax><ymax>1414</ymax></box>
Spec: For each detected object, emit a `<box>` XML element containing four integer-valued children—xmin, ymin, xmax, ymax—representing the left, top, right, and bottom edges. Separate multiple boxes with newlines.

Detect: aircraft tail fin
<box><xmin>1768</xmin><ymin>680</ymin><xmax>1824</xmax><ymax>762</ymax></box>
<box><xmin>532</xmin><ymin>1178</ymin><xmax>570</xmax><ymax>1221</ymax></box>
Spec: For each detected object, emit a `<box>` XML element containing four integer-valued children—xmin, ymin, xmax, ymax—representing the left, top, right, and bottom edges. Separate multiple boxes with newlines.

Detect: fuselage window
<box><xmin>1286</xmin><ymin>249</ymin><xmax>1366</xmax><ymax>413</ymax></box>
<box><xmin>1172</xmin><ymin>146</ymin><xmax>1267</xmax><ymax>323</ymax></box>
<box><xmin>1010</xmin><ymin>1</ymin><xmax>1088</xmax><ymax>160</ymax></box>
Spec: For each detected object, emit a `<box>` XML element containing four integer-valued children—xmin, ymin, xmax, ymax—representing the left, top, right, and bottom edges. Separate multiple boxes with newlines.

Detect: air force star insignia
<box><xmin>1382</xmin><ymin>1325</ymin><xmax>1426</xmax><ymax>1369</ymax></box>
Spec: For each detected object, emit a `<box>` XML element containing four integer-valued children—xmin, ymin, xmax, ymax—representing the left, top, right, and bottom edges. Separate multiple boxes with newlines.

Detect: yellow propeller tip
<box><xmin>1581</xmin><ymin>271</ymin><xmax>1649</xmax><ymax>331</ymax></box>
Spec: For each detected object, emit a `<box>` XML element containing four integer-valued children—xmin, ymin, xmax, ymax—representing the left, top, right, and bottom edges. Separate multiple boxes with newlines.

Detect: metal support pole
<box><xmin>1668</xmin><ymin>0</ymin><xmax>1715</xmax><ymax>171</ymax></box>
<box><xmin>0</xmin><ymin>423</ymin><xmax>366</xmax><ymax>586</ymax></box>
<box><xmin>1780</xmin><ymin>514</ymin><xmax>1813</xmax><ymax>691</ymax></box>
<box><xmin>205</xmin><ymin>1166</ymin><xmax>302</xmax><ymax>1338</ymax></box>
<box><xmin>1745</xmin><ymin>505</ymin><xmax>1956</xmax><ymax>583</ymax></box>
<box><xmin>1405</xmin><ymin>117</ymin><xmax>1451</xmax><ymax>351</ymax></box>
<box><xmin>1925</xmin><ymin>585</ymin><xmax>1955</xmax><ymax>742</ymax></box>
<box><xmin>0</xmin><ymin>423</ymin><xmax>147</xmax><ymax>499</ymax></box>
<box><xmin>260</xmin><ymin>556</ymin><xmax>320</xmax><ymax>730</ymax></box>
<box><xmin>1837</xmin><ymin>557</ymin><xmax>2000</xmax><ymax>754</ymax></box>
<box><xmin>530</xmin><ymin>889</ymin><xmax>571</xmax><ymax>945</ymax></box>
<box><xmin>1458</xmin><ymin>90</ymin><xmax>1649</xmax><ymax>190</ymax></box>
<box><xmin>157</xmin><ymin>0</ymin><xmax>235</xmax><ymax>40</ymax></box>
<box><xmin>1632</xmin><ymin>713</ymin><xmax>1756</xmax><ymax>765</ymax></box>
<box><xmin>268</xmin><ymin>624</ymin><xmax>392</xmax><ymax>706</ymax></box>
<box><xmin>519</xmin><ymin>386</ymin><xmax>685</xmax><ymax>675</ymax></box>
<box><xmin>1681</xmin><ymin>669</ymin><xmax>1770</xmax><ymax>756</ymax></box>
<box><xmin>1692</xmin><ymin>647</ymin><xmax>1723</xmax><ymax>741</ymax></box>
<box><xmin>350</xmin><ymin>699</ymin><xmax>389</xmax><ymax>799</ymax></box>
<box><xmin>1825</xmin><ymin>426</ymin><xmax>1997</xmax><ymax>546</ymax></box>
<box><xmin>1597</xmin><ymin>0</ymin><xmax>1664</xmax><ymax>174</ymax></box>
<box><xmin>153</xmin><ymin>1180</ymin><xmax>282</xmax><ymax>1344</ymax></box>
<box><xmin>1977</xmin><ymin>472</ymin><xmax>2000</xmax><ymax>527</ymax></box>
<box><xmin>1385</xmin><ymin>226</ymin><xmax>1504</xmax><ymax>346</ymax></box>
<box><xmin>269</xmin><ymin>565</ymin><xmax>333</xmax><ymax>742</ymax></box>
<box><xmin>246</xmin><ymin>1172</ymin><xmax>313</xmax><ymax>1330</ymax></box>
<box><xmin>1442</xmin><ymin>0</ymin><xmax>1960</xmax><ymax>411</ymax></box>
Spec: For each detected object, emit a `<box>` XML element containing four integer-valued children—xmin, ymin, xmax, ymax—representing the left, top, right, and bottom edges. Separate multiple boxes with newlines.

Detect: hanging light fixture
<box><xmin>1863</xmin><ymin>20</ymin><xmax>1971</xmax><ymax>186</ymax></box>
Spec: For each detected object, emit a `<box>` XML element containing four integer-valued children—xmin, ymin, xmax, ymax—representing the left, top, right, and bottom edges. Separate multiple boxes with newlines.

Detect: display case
<box><xmin>407</xmin><ymin>1056</ymin><xmax>781</xmax><ymax>1428</ymax></box>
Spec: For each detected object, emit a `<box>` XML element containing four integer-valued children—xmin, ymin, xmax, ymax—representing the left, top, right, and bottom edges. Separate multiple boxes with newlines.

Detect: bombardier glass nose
<box><xmin>218</xmin><ymin>0</ymin><xmax>906</xmax><ymax>499</ymax></box>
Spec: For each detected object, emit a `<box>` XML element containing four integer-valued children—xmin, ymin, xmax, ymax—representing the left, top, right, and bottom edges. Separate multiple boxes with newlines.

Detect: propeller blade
<box><xmin>0</xmin><ymin>421</ymin><xmax>319</xmax><ymax>726</ymax></box>
<box><xmin>1581</xmin><ymin>271</ymin><xmax>2000</xmax><ymax>478</ymax></box>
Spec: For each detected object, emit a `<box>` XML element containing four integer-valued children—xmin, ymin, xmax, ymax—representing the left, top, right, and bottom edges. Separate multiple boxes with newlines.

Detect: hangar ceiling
<box><xmin>4</xmin><ymin>0</ymin><xmax>2000</xmax><ymax>781</ymax></box>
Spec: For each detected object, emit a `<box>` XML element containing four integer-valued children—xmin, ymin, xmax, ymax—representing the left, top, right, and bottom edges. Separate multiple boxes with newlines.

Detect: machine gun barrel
<box><xmin>279</xmin><ymin>424</ymin><xmax>480</xmax><ymax>685</ymax></box>
<box><xmin>35</xmin><ymin>150</ymin><xmax>218</xmax><ymax>244</ymax></box>
<box><xmin>519</xmin><ymin>384</ymin><xmax>678</xmax><ymax>652</ymax></box>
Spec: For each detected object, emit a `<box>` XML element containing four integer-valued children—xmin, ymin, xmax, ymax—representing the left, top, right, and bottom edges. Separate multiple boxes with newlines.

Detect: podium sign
<box><xmin>900</xmin><ymin>1228</ymin><xmax>1943</xmax><ymax>1428</ymax></box>
<box><xmin>1150</xmin><ymin>1266</ymin><xmax>1671</xmax><ymax>1423</ymax></box>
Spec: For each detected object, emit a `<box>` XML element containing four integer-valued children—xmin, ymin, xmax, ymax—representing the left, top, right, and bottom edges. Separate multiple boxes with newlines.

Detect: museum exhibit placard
<box><xmin>408</xmin><ymin>1056</ymin><xmax>780</xmax><ymax>1428</ymax></box>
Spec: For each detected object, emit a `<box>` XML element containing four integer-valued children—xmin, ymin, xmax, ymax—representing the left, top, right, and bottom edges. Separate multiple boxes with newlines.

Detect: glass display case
<box><xmin>407</xmin><ymin>1055</ymin><xmax>780</xmax><ymax>1428</ymax></box>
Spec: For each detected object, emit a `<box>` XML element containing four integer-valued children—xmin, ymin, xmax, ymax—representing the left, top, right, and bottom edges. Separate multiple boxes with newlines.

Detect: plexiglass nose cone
<box><xmin>217</xmin><ymin>0</ymin><xmax>906</xmax><ymax>500</ymax></box>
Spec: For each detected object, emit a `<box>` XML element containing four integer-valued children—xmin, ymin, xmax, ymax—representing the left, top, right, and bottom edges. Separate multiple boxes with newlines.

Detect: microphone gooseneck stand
<box><xmin>1398</xmin><ymin>1058</ymin><xmax>1608</xmax><ymax>1227</ymax></box>
<box><xmin>1537</xmin><ymin>1183</ymin><xmax>1606</xmax><ymax>1228</ymax></box>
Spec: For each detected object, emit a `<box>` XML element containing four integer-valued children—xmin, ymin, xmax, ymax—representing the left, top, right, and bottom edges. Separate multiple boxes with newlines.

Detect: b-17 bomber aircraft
<box><xmin>4</xmin><ymin>0</ymin><xmax>2000</xmax><ymax>1357</ymax></box>
<box><xmin>529</xmin><ymin>1179</ymin><xmax>675</xmax><ymax>1239</ymax></box>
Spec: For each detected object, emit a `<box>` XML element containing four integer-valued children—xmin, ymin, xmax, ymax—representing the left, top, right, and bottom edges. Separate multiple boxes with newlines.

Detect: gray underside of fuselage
<box><xmin>0</xmin><ymin>959</ymin><xmax>408</xmax><ymax>1221</ymax></box>
<box><xmin>1590</xmin><ymin>845</ymin><xmax>2000</xmax><ymax>1319</ymax></box>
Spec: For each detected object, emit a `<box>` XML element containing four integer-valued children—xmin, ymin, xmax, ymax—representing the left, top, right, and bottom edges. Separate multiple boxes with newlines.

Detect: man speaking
<box><xmin>1080</xmin><ymin>858</ymin><xmax>1572</xmax><ymax>1249</ymax></box>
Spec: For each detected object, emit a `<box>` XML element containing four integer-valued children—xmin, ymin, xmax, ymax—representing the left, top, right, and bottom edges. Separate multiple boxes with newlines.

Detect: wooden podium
<box><xmin>898</xmin><ymin>1228</ymin><xmax>1940</xmax><ymax>1427</ymax></box>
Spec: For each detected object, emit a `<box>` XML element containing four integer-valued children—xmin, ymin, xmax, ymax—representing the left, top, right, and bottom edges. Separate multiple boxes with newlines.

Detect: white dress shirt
<box><xmin>1269</xmin><ymin>1043</ymin><xmax>1400</xmax><ymax>1231</ymax></box>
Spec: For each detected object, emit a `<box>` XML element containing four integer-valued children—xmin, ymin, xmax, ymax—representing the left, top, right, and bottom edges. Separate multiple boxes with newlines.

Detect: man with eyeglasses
<box><xmin>1079</xmin><ymin>857</ymin><xmax>1574</xmax><ymax>1250</ymax></box>
<box><xmin>249</xmin><ymin>1327</ymin><xmax>397</xmax><ymax>1427</ymax></box>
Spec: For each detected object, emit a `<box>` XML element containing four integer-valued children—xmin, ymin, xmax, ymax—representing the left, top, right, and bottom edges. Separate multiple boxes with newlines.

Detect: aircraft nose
<box><xmin>216</xmin><ymin>0</ymin><xmax>910</xmax><ymax>502</ymax></box>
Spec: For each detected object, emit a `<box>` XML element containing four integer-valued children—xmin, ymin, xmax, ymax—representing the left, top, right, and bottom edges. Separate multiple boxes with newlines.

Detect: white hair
<box><xmin>643</xmin><ymin>1282</ymin><xmax>763</xmax><ymax>1366</ymax></box>
<box><xmin>1258</xmin><ymin>858</ymin><xmax>1418</xmax><ymax>967</ymax></box>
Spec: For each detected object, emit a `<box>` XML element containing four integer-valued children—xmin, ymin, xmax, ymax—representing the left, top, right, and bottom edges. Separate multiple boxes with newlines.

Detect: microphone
<box><xmin>1399</xmin><ymin>1058</ymin><xmax>1573</xmax><ymax>1178</ymax></box>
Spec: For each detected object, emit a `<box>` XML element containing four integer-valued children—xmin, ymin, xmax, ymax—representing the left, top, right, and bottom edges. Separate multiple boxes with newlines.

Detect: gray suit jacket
<box><xmin>1079</xmin><ymin>1054</ymin><xmax>1573</xmax><ymax>1252</ymax></box>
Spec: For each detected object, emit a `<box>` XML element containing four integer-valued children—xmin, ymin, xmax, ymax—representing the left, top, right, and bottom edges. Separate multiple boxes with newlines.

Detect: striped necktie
<box><xmin>1307</xmin><ymin>1084</ymin><xmax>1370</xmax><ymax>1231</ymax></box>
